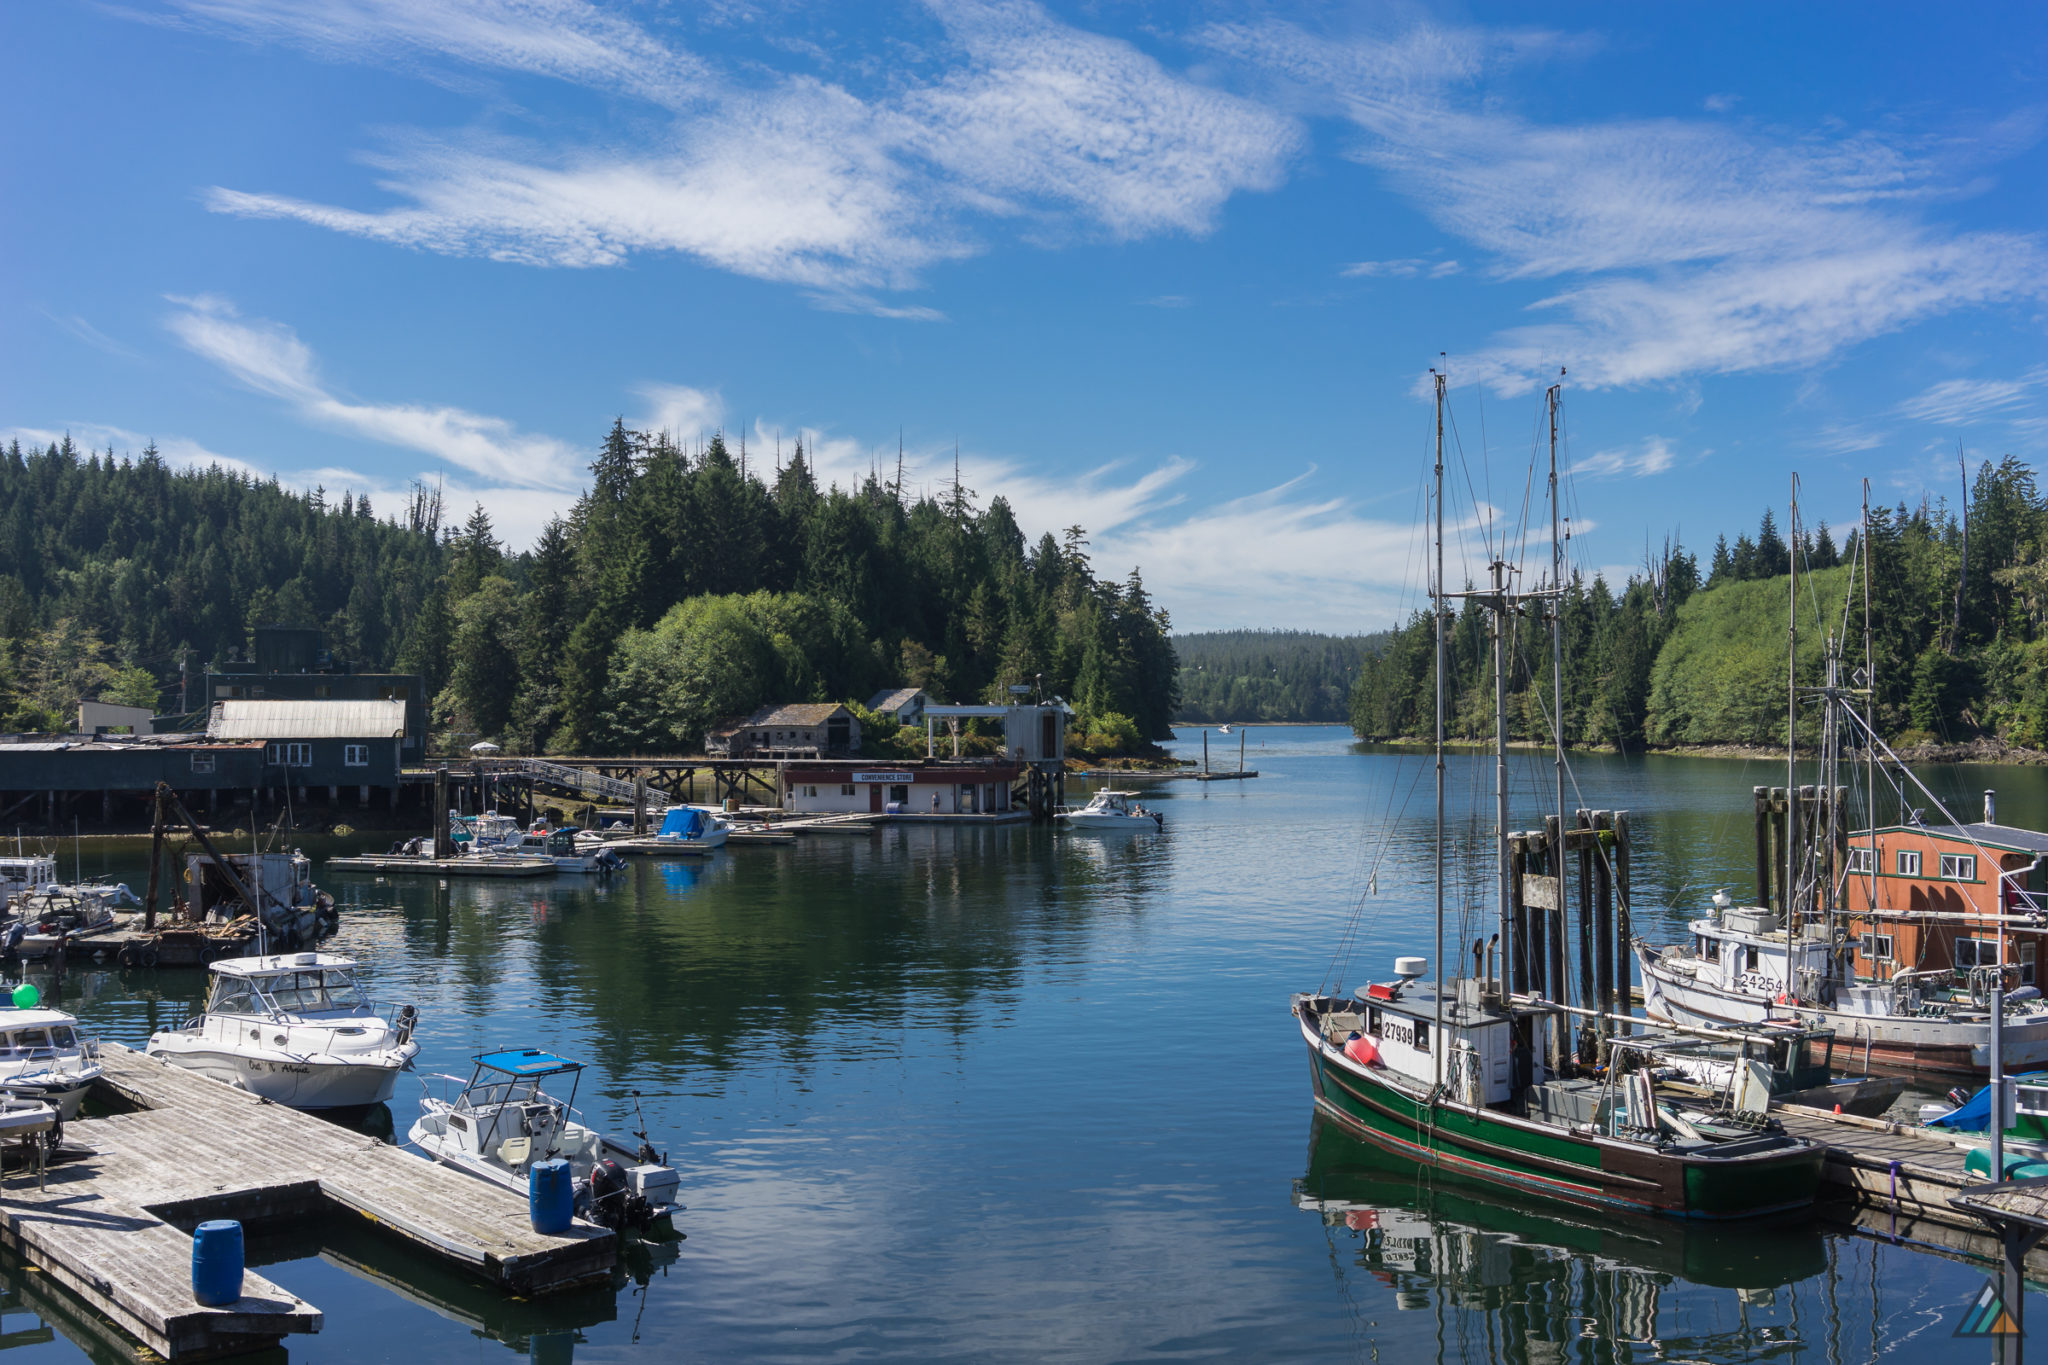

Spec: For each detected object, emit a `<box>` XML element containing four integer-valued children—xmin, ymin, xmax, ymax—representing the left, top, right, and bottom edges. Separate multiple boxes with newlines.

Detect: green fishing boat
<box><xmin>1296</xmin><ymin>375</ymin><xmax>1823</xmax><ymax>1220</ymax></box>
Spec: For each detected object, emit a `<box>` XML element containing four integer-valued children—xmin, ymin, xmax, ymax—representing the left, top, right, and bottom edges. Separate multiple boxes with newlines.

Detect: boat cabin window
<box><xmin>1896</xmin><ymin>850</ymin><xmax>1922</xmax><ymax>877</ymax></box>
<box><xmin>2020</xmin><ymin>1084</ymin><xmax>2048</xmax><ymax>1116</ymax></box>
<box><xmin>1413</xmin><ymin>1020</ymin><xmax>1430</xmax><ymax>1054</ymax></box>
<box><xmin>1846</xmin><ymin>847</ymin><xmax>1874</xmax><ymax>875</ymax></box>
<box><xmin>48</xmin><ymin>1025</ymin><xmax>73</xmax><ymax>1049</ymax></box>
<box><xmin>2025</xmin><ymin>943</ymin><xmax>2039</xmax><ymax>987</ymax></box>
<box><xmin>260</xmin><ymin>970</ymin><xmax>364</xmax><ymax>1013</ymax></box>
<box><xmin>1366</xmin><ymin>1006</ymin><xmax>1381</xmax><ymax>1038</ymax></box>
<box><xmin>1699</xmin><ymin>935</ymin><xmax>1719</xmax><ymax>962</ymax></box>
<box><xmin>1859</xmin><ymin>932</ymin><xmax>1895</xmax><ymax>961</ymax></box>
<box><xmin>11</xmin><ymin>1029</ymin><xmax>51</xmax><ymax>1054</ymax></box>
<box><xmin>1956</xmin><ymin>938</ymin><xmax>1997</xmax><ymax>971</ymax></box>
<box><xmin>208</xmin><ymin>980</ymin><xmax>261</xmax><ymax>1014</ymax></box>
<box><xmin>1745</xmin><ymin>946</ymin><xmax>1759</xmax><ymax>971</ymax></box>
<box><xmin>1940</xmin><ymin>854</ymin><xmax>1978</xmax><ymax>882</ymax></box>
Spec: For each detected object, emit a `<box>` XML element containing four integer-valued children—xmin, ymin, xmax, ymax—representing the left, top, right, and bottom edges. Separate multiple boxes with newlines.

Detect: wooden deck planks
<box><xmin>0</xmin><ymin>1045</ymin><xmax>617</xmax><ymax>1359</ymax></box>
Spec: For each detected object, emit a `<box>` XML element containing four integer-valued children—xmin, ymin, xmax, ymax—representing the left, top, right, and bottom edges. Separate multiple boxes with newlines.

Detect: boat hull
<box><xmin>1300</xmin><ymin>1016</ymin><xmax>1821</xmax><ymax>1220</ymax></box>
<box><xmin>1637</xmin><ymin>944</ymin><xmax>2048</xmax><ymax>1082</ymax></box>
<box><xmin>146</xmin><ymin>1043</ymin><xmax>411</xmax><ymax>1108</ymax></box>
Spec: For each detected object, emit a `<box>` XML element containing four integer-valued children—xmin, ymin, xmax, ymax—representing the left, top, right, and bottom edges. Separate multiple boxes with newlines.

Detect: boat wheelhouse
<box><xmin>145</xmin><ymin>951</ymin><xmax>418</xmax><ymax>1109</ymax></box>
<box><xmin>1842</xmin><ymin>816</ymin><xmax>2048</xmax><ymax>991</ymax></box>
<box><xmin>0</xmin><ymin>856</ymin><xmax>57</xmax><ymax>915</ymax></box>
<box><xmin>409</xmin><ymin>1049</ymin><xmax>679</xmax><ymax>1233</ymax></box>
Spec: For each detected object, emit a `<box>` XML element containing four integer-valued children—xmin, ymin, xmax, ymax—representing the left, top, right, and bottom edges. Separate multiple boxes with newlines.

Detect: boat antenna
<box><xmin>1431</xmin><ymin>363</ymin><xmax>1447</xmax><ymax>1109</ymax></box>
<box><xmin>72</xmin><ymin>817</ymin><xmax>80</xmax><ymax>886</ymax></box>
<box><xmin>629</xmin><ymin>1089</ymin><xmax>663</xmax><ymax>1165</ymax></box>
<box><xmin>1787</xmin><ymin>475</ymin><xmax>1799</xmax><ymax>928</ymax></box>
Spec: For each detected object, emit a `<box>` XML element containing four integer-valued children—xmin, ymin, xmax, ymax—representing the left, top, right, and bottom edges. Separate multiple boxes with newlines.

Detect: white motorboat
<box><xmin>1056</xmin><ymin>790</ymin><xmax>1163</xmax><ymax>830</ymax></box>
<box><xmin>452</xmin><ymin>810</ymin><xmax>525</xmax><ymax>855</ymax></box>
<box><xmin>410</xmin><ymin>1049</ymin><xmax>680</xmax><ymax>1233</ymax></box>
<box><xmin>515</xmin><ymin>825</ymin><xmax>626</xmax><ymax>873</ymax></box>
<box><xmin>146</xmin><ymin>952</ymin><xmax>419</xmax><ymax>1109</ymax></box>
<box><xmin>650</xmin><ymin>805</ymin><xmax>729</xmax><ymax>851</ymax></box>
<box><xmin>0</xmin><ymin>984</ymin><xmax>100</xmax><ymax>1119</ymax></box>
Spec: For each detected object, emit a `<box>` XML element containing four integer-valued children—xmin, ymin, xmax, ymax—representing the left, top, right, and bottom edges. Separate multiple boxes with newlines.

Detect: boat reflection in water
<box><xmin>1294</xmin><ymin>1116</ymin><xmax>1829</xmax><ymax>1361</ymax></box>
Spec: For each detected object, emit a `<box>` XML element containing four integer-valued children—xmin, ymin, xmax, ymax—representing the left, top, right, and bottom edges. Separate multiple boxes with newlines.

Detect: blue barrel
<box><xmin>191</xmin><ymin>1220</ymin><xmax>244</xmax><ymax>1306</ymax></box>
<box><xmin>529</xmin><ymin>1158</ymin><xmax>574</xmax><ymax>1234</ymax></box>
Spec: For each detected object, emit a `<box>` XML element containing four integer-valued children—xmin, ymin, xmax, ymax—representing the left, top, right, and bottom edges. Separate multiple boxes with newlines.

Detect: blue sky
<box><xmin>4</xmin><ymin>2</ymin><xmax>2045</xmax><ymax>631</ymax></box>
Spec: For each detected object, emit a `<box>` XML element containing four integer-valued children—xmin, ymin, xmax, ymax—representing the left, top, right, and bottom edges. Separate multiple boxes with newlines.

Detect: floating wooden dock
<box><xmin>325</xmin><ymin>854</ymin><xmax>554</xmax><ymax>877</ymax></box>
<box><xmin>1193</xmin><ymin>770</ymin><xmax>1259</xmax><ymax>782</ymax></box>
<box><xmin>0</xmin><ymin>1044</ymin><xmax>614</xmax><ymax>1360</ymax></box>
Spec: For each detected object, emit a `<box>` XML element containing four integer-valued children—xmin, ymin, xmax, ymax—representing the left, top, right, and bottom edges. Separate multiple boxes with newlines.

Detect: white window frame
<box><xmin>1847</xmin><ymin>847</ymin><xmax>1874</xmax><ymax>875</ymax></box>
<box><xmin>343</xmin><ymin>744</ymin><xmax>368</xmax><ymax>767</ymax></box>
<box><xmin>266</xmin><ymin>742</ymin><xmax>311</xmax><ymax>768</ymax></box>
<box><xmin>1859</xmin><ymin>932</ymin><xmax>1894</xmax><ymax>961</ymax></box>
<box><xmin>1896</xmin><ymin>850</ymin><xmax>1922</xmax><ymax>877</ymax></box>
<box><xmin>1939</xmin><ymin>853</ymin><xmax>1978</xmax><ymax>882</ymax></box>
<box><xmin>189</xmin><ymin>753</ymin><xmax>215</xmax><ymax>774</ymax></box>
<box><xmin>2025</xmin><ymin>942</ymin><xmax>2039</xmax><ymax>987</ymax></box>
<box><xmin>1957</xmin><ymin>937</ymin><xmax>1996</xmax><ymax>970</ymax></box>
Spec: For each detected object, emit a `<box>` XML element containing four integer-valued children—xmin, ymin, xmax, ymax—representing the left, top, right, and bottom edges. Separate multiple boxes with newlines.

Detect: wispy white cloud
<box><xmin>166</xmin><ymin>0</ymin><xmax>712</xmax><ymax>108</ymax></box>
<box><xmin>165</xmin><ymin>294</ymin><xmax>583</xmax><ymax>490</ymax></box>
<box><xmin>1576</xmin><ymin>435</ymin><xmax>1680</xmax><ymax>479</ymax></box>
<box><xmin>1203</xmin><ymin>16</ymin><xmax>2048</xmax><ymax>395</ymax></box>
<box><xmin>1894</xmin><ymin>366</ymin><xmax>2048</xmax><ymax>424</ymax></box>
<box><xmin>1703</xmin><ymin>92</ymin><xmax>1740</xmax><ymax>113</ymax></box>
<box><xmin>189</xmin><ymin>0</ymin><xmax>1297</xmax><ymax>306</ymax></box>
<box><xmin>1341</xmin><ymin>257</ymin><xmax>1460</xmax><ymax>278</ymax></box>
<box><xmin>39</xmin><ymin>310</ymin><xmax>144</xmax><ymax>361</ymax></box>
<box><xmin>638</xmin><ymin>383</ymin><xmax>725</xmax><ymax>443</ymax></box>
<box><xmin>1139</xmin><ymin>294</ymin><xmax>1192</xmax><ymax>308</ymax></box>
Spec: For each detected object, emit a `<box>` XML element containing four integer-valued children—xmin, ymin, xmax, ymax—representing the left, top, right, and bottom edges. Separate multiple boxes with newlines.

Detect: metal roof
<box><xmin>1874</xmin><ymin>822</ymin><xmax>2048</xmax><ymax>855</ymax></box>
<box><xmin>208</xmin><ymin>699</ymin><xmax>406</xmax><ymax>740</ymax></box>
<box><xmin>746</xmin><ymin>702</ymin><xmax>853</xmax><ymax>727</ymax></box>
<box><xmin>866</xmin><ymin>687</ymin><xmax>926</xmax><ymax>712</ymax></box>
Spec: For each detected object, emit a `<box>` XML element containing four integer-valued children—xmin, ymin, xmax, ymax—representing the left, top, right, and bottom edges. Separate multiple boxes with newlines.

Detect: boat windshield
<box><xmin>453</xmin><ymin>1078</ymin><xmax>548</xmax><ymax>1112</ymax></box>
<box><xmin>213</xmin><ymin>969</ymin><xmax>366</xmax><ymax>1015</ymax></box>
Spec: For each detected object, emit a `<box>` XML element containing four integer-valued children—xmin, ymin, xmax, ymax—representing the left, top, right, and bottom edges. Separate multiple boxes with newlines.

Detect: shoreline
<box><xmin>1243</xmin><ymin>728</ymin><xmax>2048</xmax><ymax>768</ymax></box>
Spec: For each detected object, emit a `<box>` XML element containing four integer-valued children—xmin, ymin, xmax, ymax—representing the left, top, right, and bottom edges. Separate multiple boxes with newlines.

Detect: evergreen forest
<box><xmin>1348</xmin><ymin>457</ymin><xmax>2048</xmax><ymax>752</ymax></box>
<box><xmin>1174</xmin><ymin>630</ymin><xmax>1385</xmax><ymax>723</ymax></box>
<box><xmin>0</xmin><ymin>427</ymin><xmax>1179</xmax><ymax>752</ymax></box>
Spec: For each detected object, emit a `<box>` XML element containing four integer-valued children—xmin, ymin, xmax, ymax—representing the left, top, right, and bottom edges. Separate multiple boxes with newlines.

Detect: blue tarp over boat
<box><xmin>658</xmin><ymin>807</ymin><xmax>707</xmax><ymax>840</ymax></box>
<box><xmin>1926</xmin><ymin>1070</ymin><xmax>2048</xmax><ymax>1130</ymax></box>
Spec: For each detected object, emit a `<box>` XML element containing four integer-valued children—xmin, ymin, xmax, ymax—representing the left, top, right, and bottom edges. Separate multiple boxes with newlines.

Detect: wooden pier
<box><xmin>325</xmin><ymin>854</ymin><xmax>554</xmax><ymax>877</ymax></box>
<box><xmin>0</xmin><ymin>1044</ymin><xmax>613</xmax><ymax>1360</ymax></box>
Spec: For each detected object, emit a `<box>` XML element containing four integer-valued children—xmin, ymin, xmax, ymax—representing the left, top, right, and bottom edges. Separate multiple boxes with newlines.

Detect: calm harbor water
<box><xmin>1</xmin><ymin>726</ymin><xmax>2036</xmax><ymax>1362</ymax></box>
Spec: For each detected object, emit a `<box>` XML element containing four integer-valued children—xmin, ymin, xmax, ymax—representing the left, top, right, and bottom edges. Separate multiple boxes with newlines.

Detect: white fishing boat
<box><xmin>651</xmin><ymin>805</ymin><xmax>729</xmax><ymax>851</ymax></box>
<box><xmin>0</xmin><ymin>855</ymin><xmax>57</xmax><ymax>915</ymax></box>
<box><xmin>0</xmin><ymin>984</ymin><xmax>100</xmax><ymax>1119</ymax></box>
<box><xmin>409</xmin><ymin>1049</ymin><xmax>680</xmax><ymax>1233</ymax></box>
<box><xmin>145</xmin><ymin>952</ymin><xmax>419</xmax><ymax>1109</ymax></box>
<box><xmin>183</xmin><ymin>849</ymin><xmax>337</xmax><ymax>946</ymax></box>
<box><xmin>1056</xmin><ymin>790</ymin><xmax>1162</xmax><ymax>830</ymax></box>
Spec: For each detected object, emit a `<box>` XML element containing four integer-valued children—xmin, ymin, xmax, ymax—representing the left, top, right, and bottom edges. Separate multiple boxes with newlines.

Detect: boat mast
<box><xmin>1493</xmin><ymin>546</ymin><xmax>1512</xmax><ymax>999</ymax></box>
<box><xmin>1432</xmin><ymin>367</ymin><xmax>1447</xmax><ymax>1099</ymax></box>
<box><xmin>1547</xmin><ymin>378</ymin><xmax>1565</xmax><ymax>1003</ymax></box>
<box><xmin>1787</xmin><ymin>476</ymin><xmax>1798</xmax><ymax>929</ymax></box>
<box><xmin>1862</xmin><ymin>480</ymin><xmax>1877</xmax><ymax>912</ymax></box>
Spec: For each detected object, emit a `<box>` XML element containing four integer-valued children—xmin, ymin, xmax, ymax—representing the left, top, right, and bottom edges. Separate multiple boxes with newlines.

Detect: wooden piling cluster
<box><xmin>1753</xmin><ymin>784</ymin><xmax>1849</xmax><ymax>919</ymax></box>
<box><xmin>1506</xmin><ymin>808</ymin><xmax>1632</xmax><ymax>1063</ymax></box>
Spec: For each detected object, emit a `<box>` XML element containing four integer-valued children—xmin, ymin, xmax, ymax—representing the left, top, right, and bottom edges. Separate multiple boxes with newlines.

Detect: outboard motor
<box><xmin>586</xmin><ymin>1157</ymin><xmax>632</xmax><ymax>1229</ymax></box>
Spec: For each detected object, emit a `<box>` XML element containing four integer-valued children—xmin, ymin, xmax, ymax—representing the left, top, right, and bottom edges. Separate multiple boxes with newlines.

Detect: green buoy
<box><xmin>11</xmin><ymin>983</ymin><xmax>37</xmax><ymax>1009</ymax></box>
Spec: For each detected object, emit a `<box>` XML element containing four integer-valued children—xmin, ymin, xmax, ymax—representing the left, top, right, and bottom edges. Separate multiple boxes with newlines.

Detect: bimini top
<box><xmin>209</xmin><ymin>951</ymin><xmax>358</xmax><ymax>977</ymax></box>
<box><xmin>475</xmin><ymin>1048</ymin><xmax>583</xmax><ymax>1077</ymax></box>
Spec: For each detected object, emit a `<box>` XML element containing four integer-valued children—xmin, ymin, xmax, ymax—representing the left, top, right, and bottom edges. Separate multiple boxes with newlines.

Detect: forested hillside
<box><xmin>1350</xmin><ymin>456</ymin><xmax>2048</xmax><ymax>752</ymax></box>
<box><xmin>0</xmin><ymin>427</ymin><xmax>1179</xmax><ymax>750</ymax></box>
<box><xmin>1174</xmin><ymin>630</ymin><xmax>1384</xmax><ymax>723</ymax></box>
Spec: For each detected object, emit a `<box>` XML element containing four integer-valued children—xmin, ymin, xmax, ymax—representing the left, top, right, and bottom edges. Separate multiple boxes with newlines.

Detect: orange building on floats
<box><xmin>1842</xmin><ymin>810</ymin><xmax>2048</xmax><ymax>990</ymax></box>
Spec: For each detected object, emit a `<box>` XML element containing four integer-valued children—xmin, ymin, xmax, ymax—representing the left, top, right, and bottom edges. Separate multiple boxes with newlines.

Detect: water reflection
<box><xmin>1296</xmin><ymin>1116</ymin><xmax>1842</xmax><ymax>1362</ymax></box>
